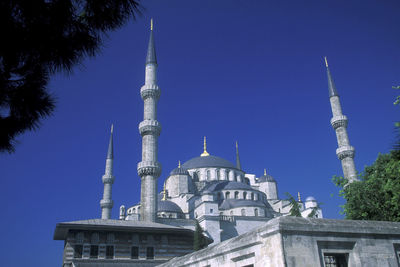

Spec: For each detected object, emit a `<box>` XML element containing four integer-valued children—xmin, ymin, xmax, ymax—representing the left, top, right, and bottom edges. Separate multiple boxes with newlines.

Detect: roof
<box><xmin>202</xmin><ymin>181</ymin><xmax>254</xmax><ymax>193</ymax></box>
<box><xmin>182</xmin><ymin>155</ymin><xmax>237</xmax><ymax>170</ymax></box>
<box><xmin>305</xmin><ymin>196</ymin><xmax>316</xmax><ymax>202</ymax></box>
<box><xmin>54</xmin><ymin>219</ymin><xmax>192</xmax><ymax>240</ymax></box>
<box><xmin>258</xmin><ymin>174</ymin><xmax>276</xmax><ymax>183</ymax></box>
<box><xmin>170</xmin><ymin>167</ymin><xmax>189</xmax><ymax>176</ymax></box>
<box><xmin>326</xmin><ymin>65</ymin><xmax>338</xmax><ymax>97</ymax></box>
<box><xmin>219</xmin><ymin>199</ymin><xmax>266</xmax><ymax>210</ymax></box>
<box><xmin>146</xmin><ymin>29</ymin><xmax>157</xmax><ymax>65</ymax></box>
<box><xmin>158</xmin><ymin>200</ymin><xmax>183</xmax><ymax>213</ymax></box>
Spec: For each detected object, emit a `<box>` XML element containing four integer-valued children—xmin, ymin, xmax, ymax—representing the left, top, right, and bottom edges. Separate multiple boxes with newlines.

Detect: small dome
<box><xmin>170</xmin><ymin>167</ymin><xmax>189</xmax><ymax>176</ymax></box>
<box><xmin>202</xmin><ymin>181</ymin><xmax>253</xmax><ymax>193</ymax></box>
<box><xmin>158</xmin><ymin>200</ymin><xmax>183</xmax><ymax>214</ymax></box>
<box><xmin>305</xmin><ymin>196</ymin><xmax>316</xmax><ymax>202</ymax></box>
<box><xmin>182</xmin><ymin>155</ymin><xmax>237</xmax><ymax>169</ymax></box>
<box><xmin>258</xmin><ymin>174</ymin><xmax>276</xmax><ymax>183</ymax></box>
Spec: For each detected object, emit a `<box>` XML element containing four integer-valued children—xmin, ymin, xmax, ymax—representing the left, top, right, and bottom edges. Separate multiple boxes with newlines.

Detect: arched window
<box><xmin>251</xmin><ymin>192</ymin><xmax>254</xmax><ymax>200</ymax></box>
<box><xmin>241</xmin><ymin>209</ymin><xmax>246</xmax><ymax>216</ymax></box>
<box><xmin>225</xmin><ymin>191</ymin><xmax>230</xmax><ymax>199</ymax></box>
<box><xmin>230</xmin><ymin>210</ymin><xmax>233</xmax><ymax>216</ymax></box>
<box><xmin>243</xmin><ymin>192</ymin><xmax>247</xmax><ymax>199</ymax></box>
<box><xmin>169</xmin><ymin>214</ymin><xmax>173</xmax><ymax>218</ymax></box>
<box><xmin>254</xmin><ymin>208</ymin><xmax>258</xmax><ymax>217</ymax></box>
<box><xmin>207</xmin><ymin>170</ymin><xmax>211</xmax><ymax>180</ymax></box>
<box><xmin>234</xmin><ymin>191</ymin><xmax>239</xmax><ymax>199</ymax></box>
<box><xmin>217</xmin><ymin>169</ymin><xmax>220</xmax><ymax>180</ymax></box>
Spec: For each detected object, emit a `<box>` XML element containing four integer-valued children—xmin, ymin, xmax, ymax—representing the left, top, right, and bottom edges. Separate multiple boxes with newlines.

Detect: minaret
<box><xmin>137</xmin><ymin>19</ymin><xmax>162</xmax><ymax>222</ymax></box>
<box><xmin>325</xmin><ymin>57</ymin><xmax>357</xmax><ymax>183</ymax></box>
<box><xmin>235</xmin><ymin>141</ymin><xmax>242</xmax><ymax>170</ymax></box>
<box><xmin>100</xmin><ymin>124</ymin><xmax>115</xmax><ymax>219</ymax></box>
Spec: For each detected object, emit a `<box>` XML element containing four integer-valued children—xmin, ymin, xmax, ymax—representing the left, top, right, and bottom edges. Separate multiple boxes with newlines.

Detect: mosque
<box><xmin>53</xmin><ymin>20</ymin><xmax>378</xmax><ymax>267</ymax></box>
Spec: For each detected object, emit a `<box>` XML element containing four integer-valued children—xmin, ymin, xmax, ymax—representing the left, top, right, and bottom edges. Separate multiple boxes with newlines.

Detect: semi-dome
<box><xmin>202</xmin><ymin>181</ymin><xmax>253</xmax><ymax>193</ymax></box>
<box><xmin>170</xmin><ymin>167</ymin><xmax>189</xmax><ymax>176</ymax></box>
<box><xmin>182</xmin><ymin>155</ymin><xmax>237</xmax><ymax>169</ymax></box>
<box><xmin>219</xmin><ymin>199</ymin><xmax>265</xmax><ymax>210</ymax></box>
<box><xmin>158</xmin><ymin>200</ymin><xmax>183</xmax><ymax>214</ymax></box>
<box><xmin>305</xmin><ymin>196</ymin><xmax>316</xmax><ymax>202</ymax></box>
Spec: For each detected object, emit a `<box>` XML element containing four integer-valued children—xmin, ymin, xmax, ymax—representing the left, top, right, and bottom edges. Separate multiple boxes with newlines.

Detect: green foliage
<box><xmin>193</xmin><ymin>220</ymin><xmax>208</xmax><ymax>251</ymax></box>
<box><xmin>307</xmin><ymin>202</ymin><xmax>322</xmax><ymax>218</ymax></box>
<box><xmin>393</xmin><ymin>85</ymin><xmax>400</xmax><ymax>106</ymax></box>
<box><xmin>285</xmin><ymin>192</ymin><xmax>302</xmax><ymax>217</ymax></box>
<box><xmin>333</xmin><ymin>150</ymin><xmax>400</xmax><ymax>222</ymax></box>
<box><xmin>0</xmin><ymin>0</ymin><xmax>140</xmax><ymax>152</ymax></box>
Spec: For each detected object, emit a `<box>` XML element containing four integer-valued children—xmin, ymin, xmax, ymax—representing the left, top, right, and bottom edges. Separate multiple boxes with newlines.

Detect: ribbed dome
<box><xmin>202</xmin><ymin>181</ymin><xmax>253</xmax><ymax>193</ymax></box>
<box><xmin>182</xmin><ymin>155</ymin><xmax>236</xmax><ymax>169</ymax></box>
<box><xmin>305</xmin><ymin>196</ymin><xmax>316</xmax><ymax>202</ymax></box>
<box><xmin>170</xmin><ymin>167</ymin><xmax>189</xmax><ymax>176</ymax></box>
<box><xmin>158</xmin><ymin>200</ymin><xmax>183</xmax><ymax>213</ymax></box>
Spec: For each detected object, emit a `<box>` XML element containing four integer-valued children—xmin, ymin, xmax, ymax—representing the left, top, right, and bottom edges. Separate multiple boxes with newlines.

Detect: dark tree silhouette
<box><xmin>193</xmin><ymin>220</ymin><xmax>208</xmax><ymax>251</ymax></box>
<box><xmin>0</xmin><ymin>0</ymin><xmax>141</xmax><ymax>152</ymax></box>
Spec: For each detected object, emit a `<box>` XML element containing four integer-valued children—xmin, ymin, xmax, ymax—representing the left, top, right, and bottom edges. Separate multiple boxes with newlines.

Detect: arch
<box><xmin>234</xmin><ymin>191</ymin><xmax>239</xmax><ymax>199</ymax></box>
<box><xmin>225</xmin><ymin>191</ymin><xmax>230</xmax><ymax>199</ymax></box>
<box><xmin>216</xmin><ymin>169</ymin><xmax>220</xmax><ymax>180</ymax></box>
<box><xmin>241</xmin><ymin>209</ymin><xmax>246</xmax><ymax>216</ymax></box>
<box><xmin>254</xmin><ymin>208</ymin><xmax>258</xmax><ymax>217</ymax></box>
<box><xmin>251</xmin><ymin>192</ymin><xmax>254</xmax><ymax>200</ymax></box>
<box><xmin>243</xmin><ymin>192</ymin><xmax>247</xmax><ymax>199</ymax></box>
<box><xmin>207</xmin><ymin>170</ymin><xmax>211</xmax><ymax>180</ymax></box>
<box><xmin>230</xmin><ymin>210</ymin><xmax>233</xmax><ymax>216</ymax></box>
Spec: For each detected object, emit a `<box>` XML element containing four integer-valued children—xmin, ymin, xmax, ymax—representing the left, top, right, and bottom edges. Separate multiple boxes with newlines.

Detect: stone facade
<box><xmin>158</xmin><ymin>217</ymin><xmax>400</xmax><ymax>267</ymax></box>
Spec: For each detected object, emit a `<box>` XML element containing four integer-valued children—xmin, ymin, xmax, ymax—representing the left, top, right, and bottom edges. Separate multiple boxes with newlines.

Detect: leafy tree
<box><xmin>393</xmin><ymin>86</ymin><xmax>400</xmax><ymax>151</ymax></box>
<box><xmin>193</xmin><ymin>220</ymin><xmax>208</xmax><ymax>251</ymax></box>
<box><xmin>333</xmin><ymin>150</ymin><xmax>400</xmax><ymax>222</ymax></box>
<box><xmin>0</xmin><ymin>0</ymin><xmax>141</xmax><ymax>152</ymax></box>
<box><xmin>285</xmin><ymin>192</ymin><xmax>302</xmax><ymax>217</ymax></box>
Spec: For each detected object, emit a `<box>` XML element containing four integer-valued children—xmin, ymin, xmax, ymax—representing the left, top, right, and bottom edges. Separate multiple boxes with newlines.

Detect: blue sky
<box><xmin>1</xmin><ymin>0</ymin><xmax>399</xmax><ymax>266</ymax></box>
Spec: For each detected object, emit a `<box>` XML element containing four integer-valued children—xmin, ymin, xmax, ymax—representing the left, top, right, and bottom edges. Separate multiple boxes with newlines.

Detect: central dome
<box><xmin>181</xmin><ymin>155</ymin><xmax>237</xmax><ymax>169</ymax></box>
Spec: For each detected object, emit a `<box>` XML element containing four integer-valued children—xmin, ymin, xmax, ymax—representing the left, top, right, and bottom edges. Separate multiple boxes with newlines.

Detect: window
<box><xmin>146</xmin><ymin>247</ymin><xmax>154</xmax><ymax>259</ymax></box>
<box><xmin>225</xmin><ymin>191</ymin><xmax>230</xmax><ymax>199</ymax></box>
<box><xmin>106</xmin><ymin>245</ymin><xmax>114</xmax><ymax>259</ymax></box>
<box><xmin>323</xmin><ymin>253</ymin><xmax>348</xmax><ymax>267</ymax></box>
<box><xmin>131</xmin><ymin>246</ymin><xmax>139</xmax><ymax>259</ymax></box>
<box><xmin>251</xmin><ymin>192</ymin><xmax>254</xmax><ymax>200</ymax></box>
<box><xmin>74</xmin><ymin>245</ymin><xmax>83</xmax><ymax>258</ymax></box>
<box><xmin>254</xmin><ymin>208</ymin><xmax>258</xmax><ymax>217</ymax></box>
<box><xmin>210</xmin><ymin>208</ymin><xmax>213</xmax><ymax>214</ymax></box>
<box><xmin>243</xmin><ymin>192</ymin><xmax>247</xmax><ymax>199</ymax></box>
<box><xmin>207</xmin><ymin>170</ymin><xmax>211</xmax><ymax>180</ymax></box>
<box><xmin>106</xmin><ymin>233</ymin><xmax>115</xmax><ymax>244</ymax></box>
<box><xmin>241</xmin><ymin>209</ymin><xmax>246</xmax><ymax>216</ymax></box>
<box><xmin>139</xmin><ymin>234</ymin><xmax>147</xmax><ymax>243</ymax></box>
<box><xmin>234</xmin><ymin>191</ymin><xmax>239</xmax><ymax>199</ymax></box>
<box><xmin>75</xmin><ymin>232</ymin><xmax>84</xmax><ymax>243</ymax></box>
<box><xmin>230</xmin><ymin>210</ymin><xmax>233</xmax><ymax>216</ymax></box>
<box><xmin>91</xmin><ymin>233</ymin><xmax>99</xmax><ymax>244</ymax></box>
<box><xmin>217</xmin><ymin>169</ymin><xmax>220</xmax><ymax>179</ymax></box>
<box><xmin>90</xmin><ymin>245</ymin><xmax>99</xmax><ymax>258</ymax></box>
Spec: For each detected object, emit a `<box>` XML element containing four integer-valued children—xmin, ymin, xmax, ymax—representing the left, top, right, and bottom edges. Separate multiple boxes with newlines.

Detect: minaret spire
<box><xmin>324</xmin><ymin>57</ymin><xmax>357</xmax><ymax>183</ymax></box>
<box><xmin>137</xmin><ymin>20</ymin><xmax>162</xmax><ymax>222</ymax></box>
<box><xmin>100</xmin><ymin>125</ymin><xmax>115</xmax><ymax>219</ymax></box>
<box><xmin>235</xmin><ymin>141</ymin><xmax>242</xmax><ymax>170</ymax></box>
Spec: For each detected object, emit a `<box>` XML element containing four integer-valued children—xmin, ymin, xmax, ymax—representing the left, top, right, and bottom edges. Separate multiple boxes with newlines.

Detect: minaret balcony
<box><xmin>336</xmin><ymin>145</ymin><xmax>355</xmax><ymax>160</ymax></box>
<box><xmin>330</xmin><ymin>115</ymin><xmax>348</xmax><ymax>130</ymax></box>
<box><xmin>139</xmin><ymin>120</ymin><xmax>161</xmax><ymax>136</ymax></box>
<box><xmin>102</xmin><ymin>174</ymin><xmax>115</xmax><ymax>184</ymax></box>
<box><xmin>137</xmin><ymin>161</ymin><xmax>162</xmax><ymax>177</ymax></box>
<box><xmin>100</xmin><ymin>199</ymin><xmax>114</xmax><ymax>208</ymax></box>
<box><xmin>140</xmin><ymin>85</ymin><xmax>160</xmax><ymax>100</ymax></box>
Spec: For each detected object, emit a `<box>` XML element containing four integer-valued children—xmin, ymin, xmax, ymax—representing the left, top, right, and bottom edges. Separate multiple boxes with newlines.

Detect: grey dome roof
<box><xmin>181</xmin><ymin>155</ymin><xmax>236</xmax><ymax>169</ymax></box>
<box><xmin>202</xmin><ymin>181</ymin><xmax>253</xmax><ymax>193</ymax></box>
<box><xmin>305</xmin><ymin>196</ymin><xmax>316</xmax><ymax>202</ymax></box>
<box><xmin>258</xmin><ymin>174</ymin><xmax>276</xmax><ymax>183</ymax></box>
<box><xmin>170</xmin><ymin>167</ymin><xmax>189</xmax><ymax>176</ymax></box>
<box><xmin>157</xmin><ymin>200</ymin><xmax>183</xmax><ymax>213</ymax></box>
<box><xmin>219</xmin><ymin>199</ymin><xmax>266</xmax><ymax>210</ymax></box>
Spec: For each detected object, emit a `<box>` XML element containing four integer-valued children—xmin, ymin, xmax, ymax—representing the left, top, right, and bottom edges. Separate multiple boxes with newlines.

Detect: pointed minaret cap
<box><xmin>235</xmin><ymin>141</ymin><xmax>242</xmax><ymax>170</ymax></box>
<box><xmin>200</xmin><ymin>136</ymin><xmax>210</xmax><ymax>157</ymax></box>
<box><xmin>107</xmin><ymin>124</ymin><xmax>114</xmax><ymax>159</ymax></box>
<box><xmin>297</xmin><ymin>192</ymin><xmax>302</xmax><ymax>202</ymax></box>
<box><xmin>264</xmin><ymin>169</ymin><xmax>267</xmax><ymax>176</ymax></box>
<box><xmin>146</xmin><ymin>18</ymin><xmax>157</xmax><ymax>65</ymax></box>
<box><xmin>324</xmin><ymin>57</ymin><xmax>338</xmax><ymax>97</ymax></box>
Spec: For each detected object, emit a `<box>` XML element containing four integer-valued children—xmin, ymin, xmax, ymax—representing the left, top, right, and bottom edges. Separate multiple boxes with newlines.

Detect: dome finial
<box><xmin>324</xmin><ymin>56</ymin><xmax>329</xmax><ymax>67</ymax></box>
<box><xmin>150</xmin><ymin>18</ymin><xmax>153</xmax><ymax>31</ymax></box>
<box><xmin>298</xmin><ymin>192</ymin><xmax>301</xmax><ymax>202</ymax></box>
<box><xmin>178</xmin><ymin>160</ymin><xmax>181</xmax><ymax>168</ymax></box>
<box><xmin>200</xmin><ymin>136</ymin><xmax>210</xmax><ymax>157</ymax></box>
<box><xmin>264</xmin><ymin>168</ymin><xmax>267</xmax><ymax>176</ymax></box>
